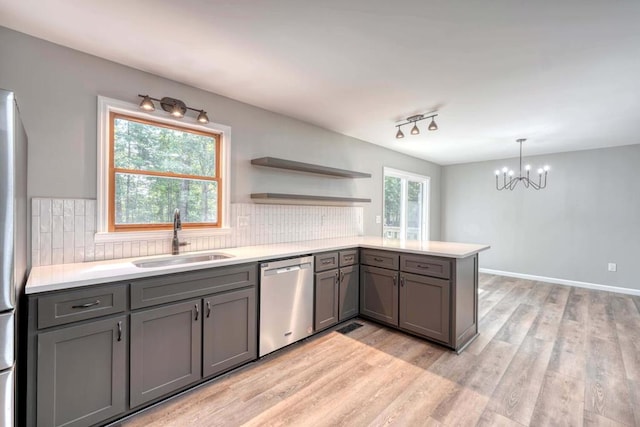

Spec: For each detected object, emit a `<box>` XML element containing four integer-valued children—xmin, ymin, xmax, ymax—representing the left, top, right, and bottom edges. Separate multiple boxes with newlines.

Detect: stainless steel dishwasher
<box><xmin>259</xmin><ymin>256</ymin><xmax>314</xmax><ymax>357</ymax></box>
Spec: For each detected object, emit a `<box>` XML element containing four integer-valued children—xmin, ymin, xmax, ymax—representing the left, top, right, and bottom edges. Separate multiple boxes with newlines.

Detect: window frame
<box><xmin>382</xmin><ymin>167</ymin><xmax>430</xmax><ymax>241</ymax></box>
<box><xmin>96</xmin><ymin>96</ymin><xmax>231</xmax><ymax>242</ymax></box>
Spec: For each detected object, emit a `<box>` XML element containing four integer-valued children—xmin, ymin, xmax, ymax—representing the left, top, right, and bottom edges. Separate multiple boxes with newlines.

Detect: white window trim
<box><xmin>95</xmin><ymin>96</ymin><xmax>231</xmax><ymax>243</ymax></box>
<box><xmin>382</xmin><ymin>167</ymin><xmax>430</xmax><ymax>241</ymax></box>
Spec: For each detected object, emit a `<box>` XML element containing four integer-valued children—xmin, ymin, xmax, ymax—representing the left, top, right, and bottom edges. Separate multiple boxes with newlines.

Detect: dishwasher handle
<box><xmin>262</xmin><ymin>262</ymin><xmax>312</xmax><ymax>276</ymax></box>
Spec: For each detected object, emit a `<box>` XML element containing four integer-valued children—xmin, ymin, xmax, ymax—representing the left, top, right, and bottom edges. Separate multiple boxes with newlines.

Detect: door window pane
<box><xmin>383</xmin><ymin>168</ymin><xmax>429</xmax><ymax>241</ymax></box>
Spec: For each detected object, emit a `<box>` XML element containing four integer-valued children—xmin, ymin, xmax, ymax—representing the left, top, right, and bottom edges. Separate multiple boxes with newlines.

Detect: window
<box><xmin>383</xmin><ymin>167</ymin><xmax>430</xmax><ymax>241</ymax></box>
<box><xmin>97</xmin><ymin>97</ymin><xmax>230</xmax><ymax>238</ymax></box>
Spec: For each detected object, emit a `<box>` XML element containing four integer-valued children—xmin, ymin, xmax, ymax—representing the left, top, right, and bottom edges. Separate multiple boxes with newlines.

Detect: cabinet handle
<box><xmin>72</xmin><ymin>300</ymin><xmax>100</xmax><ymax>309</ymax></box>
<box><xmin>374</xmin><ymin>257</ymin><xmax>384</xmax><ymax>262</ymax></box>
<box><xmin>393</xmin><ymin>276</ymin><xmax>397</xmax><ymax>286</ymax></box>
<box><xmin>335</xmin><ymin>271</ymin><xmax>340</xmax><ymax>284</ymax></box>
<box><xmin>344</xmin><ymin>256</ymin><xmax>353</xmax><ymax>261</ymax></box>
<box><xmin>206</xmin><ymin>301</ymin><xmax>211</xmax><ymax>318</ymax></box>
<box><xmin>194</xmin><ymin>304</ymin><xmax>199</xmax><ymax>321</ymax></box>
<box><xmin>322</xmin><ymin>259</ymin><xmax>333</xmax><ymax>265</ymax></box>
<box><xmin>117</xmin><ymin>321</ymin><xmax>122</xmax><ymax>342</ymax></box>
<box><xmin>400</xmin><ymin>276</ymin><xmax>405</xmax><ymax>287</ymax></box>
<box><xmin>340</xmin><ymin>271</ymin><xmax>345</xmax><ymax>282</ymax></box>
<box><xmin>417</xmin><ymin>264</ymin><xmax>431</xmax><ymax>269</ymax></box>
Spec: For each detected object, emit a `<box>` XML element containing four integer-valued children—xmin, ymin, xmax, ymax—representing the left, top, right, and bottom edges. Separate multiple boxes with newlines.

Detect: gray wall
<box><xmin>0</xmin><ymin>26</ymin><xmax>441</xmax><ymax>238</ymax></box>
<box><xmin>442</xmin><ymin>144</ymin><xmax>640</xmax><ymax>291</ymax></box>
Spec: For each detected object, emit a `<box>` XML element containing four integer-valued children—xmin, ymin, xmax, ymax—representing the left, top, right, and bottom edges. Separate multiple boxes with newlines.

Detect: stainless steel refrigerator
<box><xmin>0</xmin><ymin>89</ymin><xmax>28</xmax><ymax>427</ymax></box>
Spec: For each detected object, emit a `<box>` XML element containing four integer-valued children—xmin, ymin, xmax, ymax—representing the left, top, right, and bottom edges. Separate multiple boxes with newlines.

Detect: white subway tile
<box><xmin>63</xmin><ymin>200</ymin><xmax>74</xmax><ymax>217</ymax></box>
<box><xmin>74</xmin><ymin>247</ymin><xmax>85</xmax><ymax>263</ymax></box>
<box><xmin>74</xmin><ymin>216</ymin><xmax>85</xmax><ymax>247</ymax></box>
<box><xmin>105</xmin><ymin>242</ymin><xmax>114</xmax><ymax>260</ymax></box>
<box><xmin>113</xmin><ymin>243</ymin><xmax>123</xmax><ymax>259</ymax></box>
<box><xmin>131</xmin><ymin>241</ymin><xmax>140</xmax><ymax>257</ymax></box>
<box><xmin>74</xmin><ymin>199</ymin><xmax>85</xmax><ymax>215</ymax></box>
<box><xmin>94</xmin><ymin>244</ymin><xmax>105</xmax><ymax>261</ymax></box>
<box><xmin>32</xmin><ymin>250</ymin><xmax>40</xmax><ymax>267</ymax></box>
<box><xmin>52</xmin><ymin>199</ymin><xmax>63</xmax><ymax>216</ymax></box>
<box><xmin>40</xmin><ymin>199</ymin><xmax>51</xmax><ymax>232</ymax></box>
<box><xmin>123</xmin><ymin>241</ymin><xmax>131</xmax><ymax>258</ymax></box>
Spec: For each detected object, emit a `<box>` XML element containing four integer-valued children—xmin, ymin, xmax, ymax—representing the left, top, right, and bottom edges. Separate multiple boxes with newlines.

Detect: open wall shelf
<box><xmin>250</xmin><ymin>193</ymin><xmax>371</xmax><ymax>206</ymax></box>
<box><xmin>251</xmin><ymin>157</ymin><xmax>371</xmax><ymax>178</ymax></box>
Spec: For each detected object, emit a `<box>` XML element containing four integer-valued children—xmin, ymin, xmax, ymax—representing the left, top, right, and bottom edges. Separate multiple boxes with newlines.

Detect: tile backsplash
<box><xmin>32</xmin><ymin>198</ymin><xmax>364</xmax><ymax>266</ymax></box>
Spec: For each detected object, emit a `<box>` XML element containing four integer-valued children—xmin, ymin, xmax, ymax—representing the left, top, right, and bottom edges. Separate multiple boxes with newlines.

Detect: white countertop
<box><xmin>26</xmin><ymin>237</ymin><xmax>490</xmax><ymax>294</ymax></box>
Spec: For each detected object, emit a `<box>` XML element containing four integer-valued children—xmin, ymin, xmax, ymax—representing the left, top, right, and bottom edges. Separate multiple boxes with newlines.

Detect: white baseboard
<box><xmin>479</xmin><ymin>268</ymin><xmax>640</xmax><ymax>297</ymax></box>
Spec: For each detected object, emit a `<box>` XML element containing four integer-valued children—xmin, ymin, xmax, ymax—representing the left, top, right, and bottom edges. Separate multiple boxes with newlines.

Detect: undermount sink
<box><xmin>133</xmin><ymin>253</ymin><xmax>234</xmax><ymax>268</ymax></box>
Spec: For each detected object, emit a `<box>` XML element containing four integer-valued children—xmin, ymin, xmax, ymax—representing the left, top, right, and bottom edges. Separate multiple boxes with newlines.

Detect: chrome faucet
<box><xmin>172</xmin><ymin>208</ymin><xmax>182</xmax><ymax>255</ymax></box>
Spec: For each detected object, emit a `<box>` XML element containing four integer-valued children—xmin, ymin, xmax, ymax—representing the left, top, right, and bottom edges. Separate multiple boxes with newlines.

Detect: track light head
<box><xmin>138</xmin><ymin>95</ymin><xmax>155</xmax><ymax>111</ymax></box>
<box><xmin>396</xmin><ymin>127</ymin><xmax>405</xmax><ymax>139</ymax></box>
<box><xmin>410</xmin><ymin>123</ymin><xmax>420</xmax><ymax>135</ymax></box>
<box><xmin>197</xmin><ymin>110</ymin><xmax>209</xmax><ymax>124</ymax></box>
<box><xmin>428</xmin><ymin>117</ymin><xmax>438</xmax><ymax>131</ymax></box>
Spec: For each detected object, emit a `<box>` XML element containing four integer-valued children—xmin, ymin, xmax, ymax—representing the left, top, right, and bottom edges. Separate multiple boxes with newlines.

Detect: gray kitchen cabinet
<box><xmin>314</xmin><ymin>269</ymin><xmax>339</xmax><ymax>331</ymax></box>
<box><xmin>130</xmin><ymin>299</ymin><xmax>202</xmax><ymax>408</ymax></box>
<box><xmin>399</xmin><ymin>272</ymin><xmax>450</xmax><ymax>343</ymax></box>
<box><xmin>359</xmin><ymin>265</ymin><xmax>398</xmax><ymax>326</ymax></box>
<box><xmin>203</xmin><ymin>287</ymin><xmax>257</xmax><ymax>378</ymax></box>
<box><xmin>338</xmin><ymin>265</ymin><xmax>359</xmax><ymax>321</ymax></box>
<box><xmin>36</xmin><ymin>316</ymin><xmax>126</xmax><ymax>427</ymax></box>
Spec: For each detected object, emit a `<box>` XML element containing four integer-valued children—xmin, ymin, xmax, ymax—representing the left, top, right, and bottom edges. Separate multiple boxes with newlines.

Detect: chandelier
<box><xmin>495</xmin><ymin>139</ymin><xmax>550</xmax><ymax>191</ymax></box>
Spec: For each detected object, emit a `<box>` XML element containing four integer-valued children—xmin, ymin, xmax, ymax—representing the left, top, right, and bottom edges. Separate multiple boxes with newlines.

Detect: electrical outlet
<box><xmin>375</xmin><ymin>215</ymin><xmax>381</xmax><ymax>224</ymax></box>
<box><xmin>237</xmin><ymin>215</ymin><xmax>249</xmax><ymax>228</ymax></box>
<box><xmin>607</xmin><ymin>262</ymin><xmax>617</xmax><ymax>272</ymax></box>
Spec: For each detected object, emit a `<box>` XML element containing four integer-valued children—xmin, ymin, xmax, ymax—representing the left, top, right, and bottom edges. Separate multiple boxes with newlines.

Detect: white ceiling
<box><xmin>2</xmin><ymin>0</ymin><xmax>640</xmax><ymax>165</ymax></box>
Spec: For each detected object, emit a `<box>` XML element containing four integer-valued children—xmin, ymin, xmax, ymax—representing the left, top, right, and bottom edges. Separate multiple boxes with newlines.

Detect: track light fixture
<box><xmin>395</xmin><ymin>113</ymin><xmax>439</xmax><ymax>139</ymax></box>
<box><xmin>495</xmin><ymin>138</ymin><xmax>550</xmax><ymax>191</ymax></box>
<box><xmin>137</xmin><ymin>94</ymin><xmax>209</xmax><ymax>124</ymax></box>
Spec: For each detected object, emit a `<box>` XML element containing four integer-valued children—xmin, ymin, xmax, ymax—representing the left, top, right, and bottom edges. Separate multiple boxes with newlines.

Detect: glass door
<box><xmin>383</xmin><ymin>168</ymin><xmax>430</xmax><ymax>241</ymax></box>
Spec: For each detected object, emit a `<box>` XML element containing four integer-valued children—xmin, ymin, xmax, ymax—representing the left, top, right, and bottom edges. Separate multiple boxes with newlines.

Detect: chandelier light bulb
<box><xmin>494</xmin><ymin>170</ymin><xmax>500</xmax><ymax>175</ymax></box>
<box><xmin>410</xmin><ymin>123</ymin><xmax>420</xmax><ymax>135</ymax></box>
<box><xmin>537</xmin><ymin>168</ymin><xmax>544</xmax><ymax>174</ymax></box>
<box><xmin>543</xmin><ymin>165</ymin><xmax>550</xmax><ymax>171</ymax></box>
<box><xmin>502</xmin><ymin>167</ymin><xmax>508</xmax><ymax>173</ymax></box>
<box><xmin>508</xmin><ymin>170</ymin><xmax>514</xmax><ymax>176</ymax></box>
<box><xmin>525</xmin><ymin>164</ymin><xmax>531</xmax><ymax>171</ymax></box>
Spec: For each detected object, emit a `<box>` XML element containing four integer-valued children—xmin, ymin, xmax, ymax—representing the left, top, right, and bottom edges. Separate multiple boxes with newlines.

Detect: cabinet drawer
<box><xmin>339</xmin><ymin>250</ymin><xmax>359</xmax><ymax>267</ymax></box>
<box><xmin>400</xmin><ymin>254</ymin><xmax>451</xmax><ymax>279</ymax></box>
<box><xmin>131</xmin><ymin>264</ymin><xmax>257</xmax><ymax>309</ymax></box>
<box><xmin>360</xmin><ymin>250</ymin><xmax>399</xmax><ymax>270</ymax></box>
<box><xmin>315</xmin><ymin>252</ymin><xmax>339</xmax><ymax>272</ymax></box>
<box><xmin>38</xmin><ymin>284</ymin><xmax>127</xmax><ymax>329</ymax></box>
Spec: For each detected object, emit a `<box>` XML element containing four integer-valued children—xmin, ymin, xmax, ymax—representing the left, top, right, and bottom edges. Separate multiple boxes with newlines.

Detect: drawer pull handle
<box><xmin>72</xmin><ymin>300</ymin><xmax>100</xmax><ymax>309</ymax></box>
<box><xmin>117</xmin><ymin>321</ymin><xmax>122</xmax><ymax>342</ymax></box>
<box><xmin>417</xmin><ymin>264</ymin><xmax>431</xmax><ymax>269</ymax></box>
<box><xmin>206</xmin><ymin>301</ymin><xmax>211</xmax><ymax>318</ymax></box>
<box><xmin>194</xmin><ymin>304</ymin><xmax>199</xmax><ymax>321</ymax></box>
<box><xmin>344</xmin><ymin>256</ymin><xmax>353</xmax><ymax>261</ymax></box>
<box><xmin>374</xmin><ymin>257</ymin><xmax>384</xmax><ymax>262</ymax></box>
<box><xmin>322</xmin><ymin>259</ymin><xmax>333</xmax><ymax>265</ymax></box>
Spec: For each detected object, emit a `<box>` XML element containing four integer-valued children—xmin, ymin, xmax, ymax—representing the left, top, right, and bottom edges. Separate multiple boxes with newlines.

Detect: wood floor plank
<box><xmin>587</xmin><ymin>291</ymin><xmax>618</xmax><ymax>343</ymax></box>
<box><xmin>563</xmin><ymin>286</ymin><xmax>589</xmax><ymax>324</ymax></box>
<box><xmin>530</xmin><ymin>371</ymin><xmax>585</xmax><ymax>427</ymax></box>
<box><xmin>547</xmin><ymin>318</ymin><xmax>587</xmax><ymax>381</ymax></box>
<box><xmin>430</xmin><ymin>385</ymin><xmax>490</xmax><ymax>426</ymax></box>
<box><xmin>545</xmin><ymin>284</ymin><xmax>571</xmax><ymax>307</ymax></box>
<box><xmin>627</xmin><ymin>379</ymin><xmax>640</xmax><ymax>426</ymax></box>
<box><xmin>584</xmin><ymin>410</ymin><xmax>629</xmax><ymax>426</ymax></box>
<box><xmin>522</xmin><ymin>281</ymin><xmax>553</xmax><ymax>307</ymax></box>
<box><xmin>584</xmin><ymin>335</ymin><xmax>635</xmax><ymax>425</ymax></box>
<box><xmin>485</xmin><ymin>336</ymin><xmax>554</xmax><ymax>425</ymax></box>
<box><xmin>478</xmin><ymin>409</ymin><xmax>527</xmax><ymax>427</ymax></box>
<box><xmin>494</xmin><ymin>303</ymin><xmax>540</xmax><ymax>346</ymax></box>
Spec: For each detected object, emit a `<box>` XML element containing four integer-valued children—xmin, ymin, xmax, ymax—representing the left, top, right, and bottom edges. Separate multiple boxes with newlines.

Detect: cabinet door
<box><xmin>203</xmin><ymin>288</ymin><xmax>257</xmax><ymax>378</ymax></box>
<box><xmin>130</xmin><ymin>299</ymin><xmax>201</xmax><ymax>408</ymax></box>
<box><xmin>37</xmin><ymin>316</ymin><xmax>126</xmax><ymax>427</ymax></box>
<box><xmin>339</xmin><ymin>266</ymin><xmax>359</xmax><ymax>321</ymax></box>
<box><xmin>359</xmin><ymin>265</ymin><xmax>398</xmax><ymax>326</ymax></box>
<box><xmin>314</xmin><ymin>269</ymin><xmax>339</xmax><ymax>331</ymax></box>
<box><xmin>399</xmin><ymin>272</ymin><xmax>450</xmax><ymax>344</ymax></box>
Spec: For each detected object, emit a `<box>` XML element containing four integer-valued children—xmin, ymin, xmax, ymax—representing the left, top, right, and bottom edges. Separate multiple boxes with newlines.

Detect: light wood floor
<box><xmin>122</xmin><ymin>274</ymin><xmax>640</xmax><ymax>426</ymax></box>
